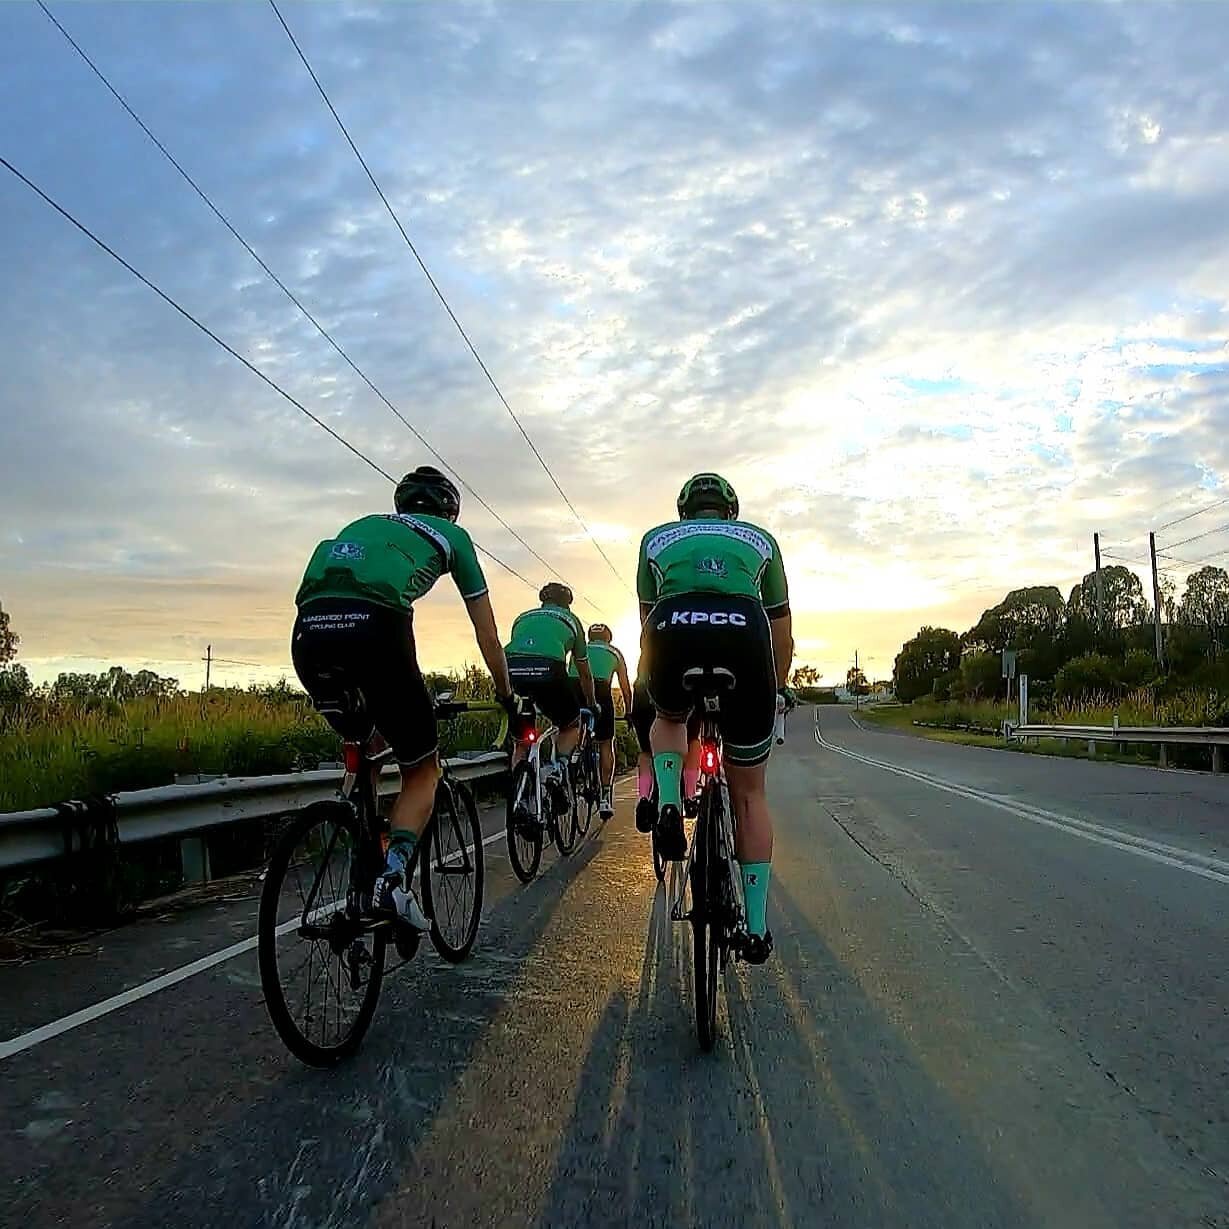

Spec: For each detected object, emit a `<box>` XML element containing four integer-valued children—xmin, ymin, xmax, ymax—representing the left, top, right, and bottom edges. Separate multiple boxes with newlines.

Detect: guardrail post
<box><xmin>1158</xmin><ymin>744</ymin><xmax>1169</xmax><ymax>769</ymax></box>
<box><xmin>180</xmin><ymin>836</ymin><xmax>211</xmax><ymax>886</ymax></box>
<box><xmin>1086</xmin><ymin>739</ymin><xmax>1096</xmax><ymax>757</ymax></box>
<box><xmin>1213</xmin><ymin>746</ymin><xmax>1223</xmax><ymax>775</ymax></box>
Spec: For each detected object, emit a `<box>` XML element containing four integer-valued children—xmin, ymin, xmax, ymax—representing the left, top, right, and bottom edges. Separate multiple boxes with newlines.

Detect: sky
<box><xmin>1</xmin><ymin>1</ymin><xmax>1228</xmax><ymax>691</ymax></box>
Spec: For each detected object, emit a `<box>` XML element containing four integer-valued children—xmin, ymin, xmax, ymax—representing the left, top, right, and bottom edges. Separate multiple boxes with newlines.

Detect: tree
<box><xmin>1178</xmin><ymin>566</ymin><xmax>1229</xmax><ymax>658</ymax></box>
<box><xmin>845</xmin><ymin>666</ymin><xmax>869</xmax><ymax>695</ymax></box>
<box><xmin>960</xmin><ymin>651</ymin><xmax>1001</xmax><ymax>699</ymax></box>
<box><xmin>0</xmin><ymin>663</ymin><xmax>31</xmax><ymax>705</ymax></box>
<box><xmin>893</xmin><ymin>626</ymin><xmax>961</xmax><ymax>703</ymax></box>
<box><xmin>0</xmin><ymin>601</ymin><xmax>17</xmax><ymax>665</ymax></box>
<box><xmin>964</xmin><ymin>585</ymin><xmax>1066</xmax><ymax>679</ymax></box>
<box><xmin>1054</xmin><ymin>653</ymin><xmax>1119</xmax><ymax>701</ymax></box>
<box><xmin>1067</xmin><ymin>566</ymin><xmax>1150</xmax><ymax>632</ymax></box>
<box><xmin>792</xmin><ymin>664</ymin><xmax>820</xmax><ymax>688</ymax></box>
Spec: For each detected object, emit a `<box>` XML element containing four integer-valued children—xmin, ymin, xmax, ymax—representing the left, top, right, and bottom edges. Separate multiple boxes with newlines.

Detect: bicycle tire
<box><xmin>422</xmin><ymin>778</ymin><xmax>485</xmax><ymax>962</ymax></box>
<box><xmin>552</xmin><ymin>773</ymin><xmax>578</xmax><ymax>856</ymax></box>
<box><xmin>506</xmin><ymin>760</ymin><xmax>543</xmax><ymax>883</ymax></box>
<box><xmin>692</xmin><ymin>786</ymin><xmax>720</xmax><ymax>1052</ymax></box>
<box><xmin>258</xmin><ymin>801</ymin><xmax>386</xmax><ymax>1067</ymax></box>
<box><xmin>573</xmin><ymin>749</ymin><xmax>596</xmax><ymax>839</ymax></box>
<box><xmin>652</xmin><ymin>824</ymin><xmax>666</xmax><ymax>882</ymax></box>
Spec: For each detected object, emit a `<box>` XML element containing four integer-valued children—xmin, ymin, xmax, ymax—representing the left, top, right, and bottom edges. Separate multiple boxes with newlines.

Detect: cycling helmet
<box><xmin>677</xmin><ymin>472</ymin><xmax>739</xmax><ymax>520</ymax></box>
<box><xmin>394</xmin><ymin>465</ymin><xmax>461</xmax><ymax>522</ymax></box>
<box><xmin>539</xmin><ymin>582</ymin><xmax>574</xmax><ymax>607</ymax></box>
<box><xmin>587</xmin><ymin>623</ymin><xmax>613</xmax><ymax>643</ymax></box>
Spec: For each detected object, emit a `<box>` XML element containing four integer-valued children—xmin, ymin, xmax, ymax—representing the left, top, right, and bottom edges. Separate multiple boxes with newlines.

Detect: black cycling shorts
<box><xmin>572</xmin><ymin>679</ymin><xmax>615</xmax><ymax>740</ymax></box>
<box><xmin>631</xmin><ymin>680</ymin><xmax>699</xmax><ymax>754</ymax></box>
<box><xmin>508</xmin><ymin>655</ymin><xmax>580</xmax><ymax>731</ymax></box>
<box><xmin>642</xmin><ymin>593</ymin><xmax>777</xmax><ymax>766</ymax></box>
<box><xmin>291</xmin><ymin>598</ymin><xmax>437</xmax><ymax>767</ymax></box>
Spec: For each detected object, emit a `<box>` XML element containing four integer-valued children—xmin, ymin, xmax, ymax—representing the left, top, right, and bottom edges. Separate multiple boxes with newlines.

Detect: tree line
<box><xmin>892</xmin><ymin>564</ymin><xmax>1229</xmax><ymax>704</ymax></box>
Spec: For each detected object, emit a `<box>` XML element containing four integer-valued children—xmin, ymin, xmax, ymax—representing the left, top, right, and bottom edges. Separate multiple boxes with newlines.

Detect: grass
<box><xmin>0</xmin><ymin>688</ymin><xmax>507</xmax><ymax>813</ymax></box>
<box><xmin>860</xmin><ymin>690</ymin><xmax>1226</xmax><ymax>770</ymax></box>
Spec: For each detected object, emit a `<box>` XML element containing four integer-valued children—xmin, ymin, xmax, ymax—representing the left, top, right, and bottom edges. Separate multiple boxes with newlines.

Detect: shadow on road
<box><xmin>534</xmin><ymin>874</ymin><xmax>1026</xmax><ymax>1229</ymax></box>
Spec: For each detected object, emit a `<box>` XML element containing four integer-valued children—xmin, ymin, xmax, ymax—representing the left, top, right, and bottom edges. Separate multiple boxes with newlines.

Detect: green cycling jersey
<box><xmin>636</xmin><ymin>517</ymin><xmax>789</xmax><ymax>616</ymax></box>
<box><xmin>568</xmin><ymin>641</ymin><xmax>624</xmax><ymax>683</ymax></box>
<box><xmin>296</xmin><ymin>513</ymin><xmax>487</xmax><ymax>613</ymax></box>
<box><xmin>505</xmin><ymin>604</ymin><xmax>588</xmax><ymax>665</ymax></box>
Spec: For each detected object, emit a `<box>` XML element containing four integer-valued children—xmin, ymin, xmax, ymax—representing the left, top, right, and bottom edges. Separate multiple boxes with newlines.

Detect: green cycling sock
<box><xmin>740</xmin><ymin>862</ymin><xmax>772</xmax><ymax>937</ymax></box>
<box><xmin>653</xmin><ymin>751</ymin><xmax>683</xmax><ymax>810</ymax></box>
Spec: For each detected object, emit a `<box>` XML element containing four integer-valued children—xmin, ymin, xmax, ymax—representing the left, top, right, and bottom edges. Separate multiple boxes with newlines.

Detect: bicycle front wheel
<box><xmin>691</xmin><ymin>788</ymin><xmax>721</xmax><ymax>1052</ymax></box>
<box><xmin>422</xmin><ymin>778</ymin><xmax>485</xmax><ymax>962</ymax></box>
<box><xmin>506</xmin><ymin>760</ymin><xmax>543</xmax><ymax>883</ymax></box>
<box><xmin>258</xmin><ymin>801</ymin><xmax>386</xmax><ymax>1067</ymax></box>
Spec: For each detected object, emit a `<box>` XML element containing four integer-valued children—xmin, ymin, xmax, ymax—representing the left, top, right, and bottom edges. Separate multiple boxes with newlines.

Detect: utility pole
<box><xmin>1093</xmin><ymin>532</ymin><xmax>1105</xmax><ymax>635</ymax></box>
<box><xmin>1149</xmin><ymin>533</ymin><xmax>1165</xmax><ymax>667</ymax></box>
<box><xmin>203</xmin><ymin>644</ymin><xmax>212</xmax><ymax>692</ymax></box>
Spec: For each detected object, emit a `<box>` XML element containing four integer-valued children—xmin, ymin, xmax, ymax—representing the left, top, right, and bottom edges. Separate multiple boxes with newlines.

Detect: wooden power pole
<box><xmin>1149</xmin><ymin>533</ymin><xmax>1164</xmax><ymax>666</ymax></box>
<box><xmin>1093</xmin><ymin>533</ymin><xmax>1105</xmax><ymax>634</ymax></box>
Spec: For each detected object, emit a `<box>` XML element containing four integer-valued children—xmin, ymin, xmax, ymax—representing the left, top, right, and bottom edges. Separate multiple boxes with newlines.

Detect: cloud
<box><xmin>1</xmin><ymin>1</ymin><xmax>1228</xmax><ymax>686</ymax></box>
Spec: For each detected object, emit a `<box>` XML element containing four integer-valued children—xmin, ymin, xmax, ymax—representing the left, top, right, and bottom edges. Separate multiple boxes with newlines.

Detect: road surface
<box><xmin>2</xmin><ymin>708</ymin><xmax>1226</xmax><ymax>1228</ymax></box>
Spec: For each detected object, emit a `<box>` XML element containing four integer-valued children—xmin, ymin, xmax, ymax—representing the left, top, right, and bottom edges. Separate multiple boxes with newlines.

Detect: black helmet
<box><xmin>394</xmin><ymin>465</ymin><xmax>461</xmax><ymax>522</ymax></box>
<box><xmin>539</xmin><ymin>582</ymin><xmax>573</xmax><ymax>608</ymax></box>
<box><xmin>677</xmin><ymin>472</ymin><xmax>739</xmax><ymax>520</ymax></box>
<box><xmin>587</xmin><ymin>623</ymin><xmax>612</xmax><ymax>643</ymax></box>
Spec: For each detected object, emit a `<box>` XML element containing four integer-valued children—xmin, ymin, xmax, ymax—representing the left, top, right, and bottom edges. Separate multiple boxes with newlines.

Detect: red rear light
<box><xmin>527</xmin><ymin>728</ymin><xmax>537</xmax><ymax>743</ymax></box>
<box><xmin>701</xmin><ymin>741</ymin><xmax>719</xmax><ymax>773</ymax></box>
<box><xmin>343</xmin><ymin>742</ymin><xmax>362</xmax><ymax>774</ymax></box>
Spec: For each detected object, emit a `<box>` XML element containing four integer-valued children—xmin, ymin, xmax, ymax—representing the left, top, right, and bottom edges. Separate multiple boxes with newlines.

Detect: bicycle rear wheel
<box><xmin>422</xmin><ymin>778</ymin><xmax>485</xmax><ymax>962</ymax></box>
<box><xmin>552</xmin><ymin>773</ymin><xmax>578</xmax><ymax>856</ymax></box>
<box><xmin>572</xmin><ymin>749</ymin><xmax>597</xmax><ymax>839</ymax></box>
<box><xmin>652</xmin><ymin>824</ymin><xmax>666</xmax><ymax>882</ymax></box>
<box><xmin>691</xmin><ymin>786</ymin><xmax>721</xmax><ymax>1052</ymax></box>
<box><xmin>258</xmin><ymin>801</ymin><xmax>386</xmax><ymax>1066</ymax></box>
<box><xmin>506</xmin><ymin>760</ymin><xmax>543</xmax><ymax>883</ymax></box>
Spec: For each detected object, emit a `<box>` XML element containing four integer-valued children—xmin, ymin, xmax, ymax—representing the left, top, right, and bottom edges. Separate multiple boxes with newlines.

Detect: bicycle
<box><xmin>569</xmin><ymin>712</ymin><xmax>602</xmax><ymax>841</ymax></box>
<box><xmin>668</xmin><ymin>670</ymin><xmax>787</xmax><ymax>1052</ymax></box>
<box><xmin>505</xmin><ymin>709</ymin><xmax>582</xmax><ymax>882</ymax></box>
<box><xmin>258</xmin><ymin>688</ymin><xmax>502</xmax><ymax>1067</ymax></box>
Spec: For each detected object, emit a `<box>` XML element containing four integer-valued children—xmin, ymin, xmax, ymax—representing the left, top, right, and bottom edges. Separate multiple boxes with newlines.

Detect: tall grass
<box><xmin>902</xmin><ymin>687</ymin><xmax>1227</xmax><ymax>734</ymax></box>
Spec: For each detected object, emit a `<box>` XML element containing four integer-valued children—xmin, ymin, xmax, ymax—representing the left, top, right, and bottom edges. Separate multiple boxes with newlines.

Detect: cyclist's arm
<box><xmin>636</xmin><ymin>532</ymin><xmax>656</xmax><ymax>622</ymax></box>
<box><xmin>576</xmin><ymin>656</ymin><xmax>597</xmax><ymax>710</ymax></box>
<box><xmin>770</xmin><ymin>612</ymin><xmax>794</xmax><ymax>689</ymax></box>
<box><xmin>613</xmin><ymin>649</ymin><xmax>633</xmax><ymax>719</ymax></box>
<box><xmin>464</xmin><ymin>593</ymin><xmax>513</xmax><ymax>701</ymax></box>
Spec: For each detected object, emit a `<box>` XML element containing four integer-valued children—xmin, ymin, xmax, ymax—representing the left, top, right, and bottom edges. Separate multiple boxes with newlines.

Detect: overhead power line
<box><xmin>268</xmin><ymin>0</ymin><xmax>634</xmax><ymax>598</ymax></box>
<box><xmin>1160</xmin><ymin>517</ymin><xmax>1229</xmax><ymax>553</ymax></box>
<box><xmin>1155</xmin><ymin>495</ymin><xmax>1229</xmax><ymax>534</ymax></box>
<box><xmin>0</xmin><ymin>153</ymin><xmax>535</xmax><ymax>590</ymax></box>
<box><xmin>37</xmin><ymin>0</ymin><xmax>594</xmax><ymax>610</ymax></box>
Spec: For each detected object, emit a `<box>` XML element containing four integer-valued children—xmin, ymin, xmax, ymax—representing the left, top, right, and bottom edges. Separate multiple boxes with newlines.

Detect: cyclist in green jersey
<box><xmin>568</xmin><ymin>624</ymin><xmax>633</xmax><ymax>818</ymax></box>
<box><xmin>637</xmin><ymin>472</ymin><xmax>794</xmax><ymax>965</ymax></box>
<box><xmin>293</xmin><ymin>466</ymin><xmax>516</xmax><ymax>929</ymax></box>
<box><xmin>505</xmin><ymin>583</ymin><xmax>597</xmax><ymax>783</ymax></box>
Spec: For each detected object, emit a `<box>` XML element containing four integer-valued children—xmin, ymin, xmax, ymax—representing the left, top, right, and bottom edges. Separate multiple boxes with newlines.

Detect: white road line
<box><xmin>815</xmin><ymin>722</ymin><xmax>1229</xmax><ymax>887</ymax></box>
<box><xmin>1</xmin><ymin>821</ymin><xmax>510</xmax><ymax>1063</ymax></box>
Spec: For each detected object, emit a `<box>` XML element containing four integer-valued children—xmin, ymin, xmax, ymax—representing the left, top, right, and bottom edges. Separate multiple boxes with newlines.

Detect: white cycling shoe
<box><xmin>375</xmin><ymin>846</ymin><xmax>429</xmax><ymax>931</ymax></box>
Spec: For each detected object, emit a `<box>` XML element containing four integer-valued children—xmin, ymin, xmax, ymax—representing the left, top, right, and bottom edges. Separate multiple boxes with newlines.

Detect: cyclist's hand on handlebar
<box><xmin>777</xmin><ymin>686</ymin><xmax>798</xmax><ymax>713</ymax></box>
<box><xmin>579</xmin><ymin>707</ymin><xmax>596</xmax><ymax>732</ymax></box>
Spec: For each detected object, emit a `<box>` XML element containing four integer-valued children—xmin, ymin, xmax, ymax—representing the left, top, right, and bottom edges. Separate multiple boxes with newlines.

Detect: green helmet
<box><xmin>677</xmin><ymin>472</ymin><xmax>739</xmax><ymax>520</ymax></box>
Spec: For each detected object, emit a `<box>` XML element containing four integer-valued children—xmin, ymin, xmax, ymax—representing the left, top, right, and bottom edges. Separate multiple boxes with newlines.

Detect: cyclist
<box><xmin>568</xmin><ymin>624</ymin><xmax>633</xmax><ymax>819</ymax></box>
<box><xmin>505</xmin><ymin>583</ymin><xmax>597</xmax><ymax>786</ymax></box>
<box><xmin>292</xmin><ymin>466</ymin><xmax>516</xmax><ymax>930</ymax></box>
<box><xmin>632</xmin><ymin>666</ymin><xmax>702</xmax><ymax>831</ymax></box>
<box><xmin>636</xmin><ymin>472</ymin><xmax>793</xmax><ymax>965</ymax></box>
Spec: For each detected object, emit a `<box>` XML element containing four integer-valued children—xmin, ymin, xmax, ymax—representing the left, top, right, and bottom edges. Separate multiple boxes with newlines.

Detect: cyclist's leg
<box><xmin>631</xmin><ymin>682</ymin><xmax>657</xmax><ymax>829</ymax></box>
<box><xmin>683</xmin><ymin>712</ymin><xmax>702</xmax><ymax>808</ymax></box>
<box><xmin>533</xmin><ymin>662</ymin><xmax>582</xmax><ymax>765</ymax></box>
<box><xmin>714</xmin><ymin>598</ymin><xmax>777</xmax><ymax>957</ymax></box>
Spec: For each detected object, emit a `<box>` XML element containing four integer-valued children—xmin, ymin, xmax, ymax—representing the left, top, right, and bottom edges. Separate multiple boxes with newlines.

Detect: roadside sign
<box><xmin>1001</xmin><ymin>650</ymin><xmax>1017</xmax><ymax>679</ymax></box>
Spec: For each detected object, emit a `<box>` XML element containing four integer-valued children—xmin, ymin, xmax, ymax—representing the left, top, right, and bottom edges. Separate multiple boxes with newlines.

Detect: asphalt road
<box><xmin>2</xmin><ymin>710</ymin><xmax>1227</xmax><ymax>1228</ymax></box>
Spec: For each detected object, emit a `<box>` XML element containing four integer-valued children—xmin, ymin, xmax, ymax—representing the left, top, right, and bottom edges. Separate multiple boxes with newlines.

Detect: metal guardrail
<box><xmin>0</xmin><ymin>752</ymin><xmax>507</xmax><ymax>872</ymax></box>
<box><xmin>1006</xmin><ymin>723</ymin><xmax>1228</xmax><ymax>771</ymax></box>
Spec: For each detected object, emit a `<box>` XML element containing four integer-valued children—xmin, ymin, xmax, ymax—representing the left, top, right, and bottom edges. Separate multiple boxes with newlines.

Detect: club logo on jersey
<box><xmin>329</xmin><ymin>541</ymin><xmax>366</xmax><ymax>561</ymax></box>
<box><xmin>696</xmin><ymin>556</ymin><xmax>728</xmax><ymax>578</ymax></box>
<box><xmin>669</xmin><ymin>610</ymin><xmax>747</xmax><ymax>627</ymax></box>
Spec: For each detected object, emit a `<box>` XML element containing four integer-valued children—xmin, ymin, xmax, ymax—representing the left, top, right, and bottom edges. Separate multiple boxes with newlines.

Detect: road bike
<box><xmin>258</xmin><ymin>689</ymin><xmax>501</xmax><ymax>1067</ymax></box>
<box><xmin>668</xmin><ymin>673</ymin><xmax>788</xmax><ymax>1051</ymax></box>
<box><xmin>505</xmin><ymin>710</ymin><xmax>583</xmax><ymax>881</ymax></box>
<box><xmin>569</xmin><ymin>712</ymin><xmax>602</xmax><ymax>841</ymax></box>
